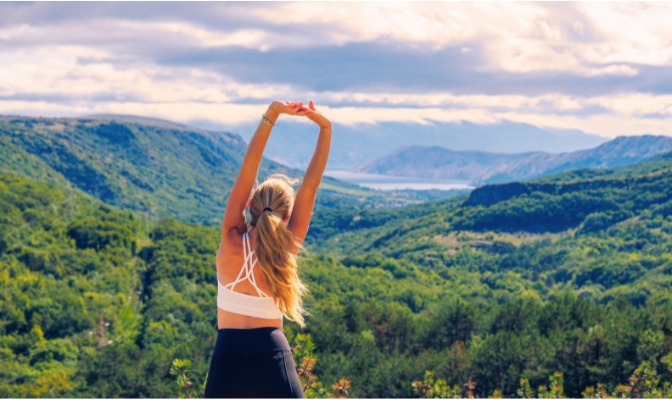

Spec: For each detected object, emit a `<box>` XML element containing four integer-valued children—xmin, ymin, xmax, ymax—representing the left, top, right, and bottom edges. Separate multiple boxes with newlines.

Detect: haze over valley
<box><xmin>353</xmin><ymin>135</ymin><xmax>672</xmax><ymax>185</ymax></box>
<box><xmin>222</xmin><ymin>120</ymin><xmax>609</xmax><ymax>171</ymax></box>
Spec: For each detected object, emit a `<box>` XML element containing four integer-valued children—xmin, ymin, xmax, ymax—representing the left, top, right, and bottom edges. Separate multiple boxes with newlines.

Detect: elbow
<box><xmin>302</xmin><ymin>178</ymin><xmax>322</xmax><ymax>194</ymax></box>
<box><xmin>304</xmin><ymin>182</ymin><xmax>321</xmax><ymax>194</ymax></box>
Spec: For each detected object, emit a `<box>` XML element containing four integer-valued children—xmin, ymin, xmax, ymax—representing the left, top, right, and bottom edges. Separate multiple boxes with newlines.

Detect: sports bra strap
<box><xmin>223</xmin><ymin>233</ymin><xmax>270</xmax><ymax>298</ymax></box>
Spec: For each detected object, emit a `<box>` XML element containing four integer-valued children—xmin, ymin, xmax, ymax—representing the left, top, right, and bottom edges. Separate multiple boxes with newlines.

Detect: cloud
<box><xmin>584</xmin><ymin>93</ymin><xmax>672</xmax><ymax>117</ymax></box>
<box><xmin>3</xmin><ymin>96</ymin><xmax>671</xmax><ymax>139</ymax></box>
<box><xmin>582</xmin><ymin>65</ymin><xmax>639</xmax><ymax>77</ymax></box>
<box><xmin>324</xmin><ymin>106</ymin><xmax>498</xmax><ymax>126</ymax></box>
<box><xmin>320</xmin><ymin>91</ymin><xmax>672</xmax><ymax>119</ymax></box>
<box><xmin>0</xmin><ymin>46</ymin><xmax>291</xmax><ymax>102</ymax></box>
<box><xmin>320</xmin><ymin>92</ymin><xmax>584</xmax><ymax>111</ymax></box>
<box><xmin>496</xmin><ymin>111</ymin><xmax>672</xmax><ymax>138</ymax></box>
<box><xmin>0</xmin><ymin>1</ymin><xmax>671</xmax><ymax>143</ymax></box>
<box><xmin>2</xmin><ymin>3</ymin><xmax>670</xmax><ymax>93</ymax></box>
<box><xmin>255</xmin><ymin>2</ymin><xmax>672</xmax><ymax>75</ymax></box>
<box><xmin>0</xmin><ymin>100</ymin><xmax>263</xmax><ymax>125</ymax></box>
<box><xmin>1</xmin><ymin>44</ymin><xmax>671</xmax><ymax>139</ymax></box>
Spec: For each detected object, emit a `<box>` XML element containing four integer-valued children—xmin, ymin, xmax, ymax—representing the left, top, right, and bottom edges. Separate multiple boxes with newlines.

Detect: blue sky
<box><xmin>1</xmin><ymin>2</ymin><xmax>672</xmax><ymax>138</ymax></box>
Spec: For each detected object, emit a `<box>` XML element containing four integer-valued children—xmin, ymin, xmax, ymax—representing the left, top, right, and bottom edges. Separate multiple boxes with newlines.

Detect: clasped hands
<box><xmin>269</xmin><ymin>100</ymin><xmax>332</xmax><ymax>129</ymax></box>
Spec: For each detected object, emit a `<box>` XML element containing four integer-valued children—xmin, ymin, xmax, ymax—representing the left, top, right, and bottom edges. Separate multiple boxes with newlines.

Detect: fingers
<box><xmin>295</xmin><ymin>105</ymin><xmax>310</xmax><ymax>116</ymax></box>
<box><xmin>286</xmin><ymin>102</ymin><xmax>305</xmax><ymax>115</ymax></box>
<box><xmin>280</xmin><ymin>101</ymin><xmax>316</xmax><ymax>117</ymax></box>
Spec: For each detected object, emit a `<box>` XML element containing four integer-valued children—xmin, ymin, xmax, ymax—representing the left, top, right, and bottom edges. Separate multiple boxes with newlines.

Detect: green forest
<box><xmin>3</xmin><ymin>117</ymin><xmax>672</xmax><ymax>398</ymax></box>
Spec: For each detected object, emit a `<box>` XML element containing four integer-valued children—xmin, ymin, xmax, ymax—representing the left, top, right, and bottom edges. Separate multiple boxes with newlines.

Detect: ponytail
<box><xmin>249</xmin><ymin>174</ymin><xmax>308</xmax><ymax>327</ymax></box>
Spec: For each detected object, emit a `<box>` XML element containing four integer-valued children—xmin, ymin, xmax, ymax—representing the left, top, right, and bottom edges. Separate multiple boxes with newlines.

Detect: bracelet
<box><xmin>261</xmin><ymin>114</ymin><xmax>275</xmax><ymax>127</ymax></box>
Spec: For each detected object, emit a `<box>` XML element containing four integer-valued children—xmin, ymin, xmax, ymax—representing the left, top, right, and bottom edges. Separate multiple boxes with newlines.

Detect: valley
<box><xmin>2</xmin><ymin>115</ymin><xmax>672</xmax><ymax>397</ymax></box>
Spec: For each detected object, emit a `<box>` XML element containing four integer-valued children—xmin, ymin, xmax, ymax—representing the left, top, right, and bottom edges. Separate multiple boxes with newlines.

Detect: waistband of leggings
<box><xmin>213</xmin><ymin>327</ymin><xmax>291</xmax><ymax>355</ymax></box>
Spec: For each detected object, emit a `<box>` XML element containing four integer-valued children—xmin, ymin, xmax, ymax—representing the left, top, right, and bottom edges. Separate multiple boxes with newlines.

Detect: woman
<box><xmin>204</xmin><ymin>100</ymin><xmax>332</xmax><ymax>398</ymax></box>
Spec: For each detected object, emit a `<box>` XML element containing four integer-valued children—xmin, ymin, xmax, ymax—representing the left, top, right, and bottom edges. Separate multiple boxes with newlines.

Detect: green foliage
<box><xmin>424</xmin><ymin>363</ymin><xmax>672</xmax><ymax>399</ymax></box>
<box><xmin>581</xmin><ymin>356</ymin><xmax>672</xmax><ymax>398</ymax></box>
<box><xmin>537</xmin><ymin>373</ymin><xmax>565</xmax><ymax>398</ymax></box>
<box><xmin>170</xmin><ymin>359</ymin><xmax>193</xmax><ymax>399</ymax></box>
<box><xmin>4</xmin><ymin>147</ymin><xmax>672</xmax><ymax>397</ymax></box>
<box><xmin>518</xmin><ymin>378</ymin><xmax>534</xmax><ymax>398</ymax></box>
<box><xmin>285</xmin><ymin>329</ymin><xmax>330</xmax><ymax>398</ymax></box>
<box><xmin>412</xmin><ymin>370</ymin><xmax>463</xmax><ymax>398</ymax></box>
<box><xmin>0</xmin><ymin>171</ymin><xmax>206</xmax><ymax>398</ymax></box>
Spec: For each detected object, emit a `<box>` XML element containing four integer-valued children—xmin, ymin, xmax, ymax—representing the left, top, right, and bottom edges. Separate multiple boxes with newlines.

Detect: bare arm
<box><xmin>288</xmin><ymin>101</ymin><xmax>332</xmax><ymax>247</ymax></box>
<box><xmin>221</xmin><ymin>101</ymin><xmax>304</xmax><ymax>239</ymax></box>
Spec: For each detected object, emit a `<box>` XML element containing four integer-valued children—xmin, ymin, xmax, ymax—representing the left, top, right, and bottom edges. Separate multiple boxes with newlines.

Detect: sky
<box><xmin>1</xmin><ymin>2</ymin><xmax>672</xmax><ymax>138</ymax></box>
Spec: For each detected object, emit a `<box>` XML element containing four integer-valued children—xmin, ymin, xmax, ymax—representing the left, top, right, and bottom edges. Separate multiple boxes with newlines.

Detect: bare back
<box><xmin>216</xmin><ymin>228</ymin><xmax>282</xmax><ymax>329</ymax></box>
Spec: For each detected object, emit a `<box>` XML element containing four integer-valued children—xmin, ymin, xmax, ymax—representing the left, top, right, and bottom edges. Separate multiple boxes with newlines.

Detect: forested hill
<box><xmin>4</xmin><ymin>150</ymin><xmax>672</xmax><ymax>397</ymax></box>
<box><xmin>315</xmin><ymin>150</ymin><xmax>672</xmax><ymax>247</ymax></box>
<box><xmin>308</xmin><ymin>152</ymin><xmax>672</xmax><ymax>304</ymax></box>
<box><xmin>0</xmin><ymin>115</ymin><xmax>282</xmax><ymax>225</ymax></box>
<box><xmin>464</xmin><ymin>149</ymin><xmax>672</xmax><ymax>210</ymax></box>
<box><xmin>0</xmin><ymin>115</ymin><xmax>428</xmax><ymax>226</ymax></box>
<box><xmin>354</xmin><ymin>135</ymin><xmax>672</xmax><ymax>184</ymax></box>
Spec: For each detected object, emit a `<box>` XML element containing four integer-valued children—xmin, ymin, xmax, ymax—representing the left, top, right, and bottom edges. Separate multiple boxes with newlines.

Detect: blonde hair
<box><xmin>249</xmin><ymin>174</ymin><xmax>309</xmax><ymax>327</ymax></box>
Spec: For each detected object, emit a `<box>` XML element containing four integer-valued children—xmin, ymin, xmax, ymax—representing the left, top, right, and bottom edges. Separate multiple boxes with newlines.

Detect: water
<box><xmin>323</xmin><ymin>170</ymin><xmax>474</xmax><ymax>191</ymax></box>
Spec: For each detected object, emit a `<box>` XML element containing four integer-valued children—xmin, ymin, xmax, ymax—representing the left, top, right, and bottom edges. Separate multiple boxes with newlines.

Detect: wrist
<box><xmin>317</xmin><ymin>121</ymin><xmax>332</xmax><ymax>129</ymax></box>
<box><xmin>310</xmin><ymin>115</ymin><xmax>331</xmax><ymax>129</ymax></box>
<box><xmin>265</xmin><ymin>106</ymin><xmax>280</xmax><ymax>123</ymax></box>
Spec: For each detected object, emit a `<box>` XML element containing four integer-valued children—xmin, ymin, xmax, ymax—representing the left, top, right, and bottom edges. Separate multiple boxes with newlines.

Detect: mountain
<box><xmin>353</xmin><ymin>135</ymin><xmax>672</xmax><ymax>184</ymax></box>
<box><xmin>353</xmin><ymin>146</ymin><xmax>539</xmax><ymax>182</ymax></box>
<box><xmin>0</xmin><ymin>114</ymin><xmax>446</xmax><ymax>226</ymax></box>
<box><xmin>204</xmin><ymin>120</ymin><xmax>609</xmax><ymax>170</ymax></box>
<box><xmin>0</xmin><ymin>114</ymin><xmax>289</xmax><ymax>225</ymax></box>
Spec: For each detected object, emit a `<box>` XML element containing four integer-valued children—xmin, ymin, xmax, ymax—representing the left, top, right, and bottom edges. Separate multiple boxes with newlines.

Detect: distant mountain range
<box><xmin>353</xmin><ymin>135</ymin><xmax>672</xmax><ymax>184</ymax></box>
<box><xmin>204</xmin><ymin>120</ymin><xmax>609</xmax><ymax>170</ymax></box>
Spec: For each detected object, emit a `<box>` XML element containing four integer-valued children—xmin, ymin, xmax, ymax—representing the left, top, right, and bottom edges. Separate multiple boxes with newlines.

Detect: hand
<box><xmin>296</xmin><ymin>101</ymin><xmax>332</xmax><ymax>129</ymax></box>
<box><xmin>269</xmin><ymin>101</ymin><xmax>305</xmax><ymax>116</ymax></box>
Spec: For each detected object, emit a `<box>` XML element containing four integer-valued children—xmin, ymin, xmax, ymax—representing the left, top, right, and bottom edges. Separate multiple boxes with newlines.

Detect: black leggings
<box><xmin>204</xmin><ymin>328</ymin><xmax>304</xmax><ymax>398</ymax></box>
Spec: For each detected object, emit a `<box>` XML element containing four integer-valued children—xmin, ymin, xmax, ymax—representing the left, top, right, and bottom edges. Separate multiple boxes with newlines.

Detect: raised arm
<box><xmin>288</xmin><ymin>101</ymin><xmax>332</xmax><ymax>246</ymax></box>
<box><xmin>222</xmin><ymin>101</ymin><xmax>305</xmax><ymax>239</ymax></box>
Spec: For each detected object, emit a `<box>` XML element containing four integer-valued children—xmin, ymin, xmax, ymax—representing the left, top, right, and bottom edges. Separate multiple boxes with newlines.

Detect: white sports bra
<box><xmin>217</xmin><ymin>232</ymin><xmax>283</xmax><ymax>319</ymax></box>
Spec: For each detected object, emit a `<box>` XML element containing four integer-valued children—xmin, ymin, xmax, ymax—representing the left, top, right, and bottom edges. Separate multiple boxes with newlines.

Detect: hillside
<box><xmin>3</xmin><ymin>118</ymin><xmax>672</xmax><ymax>398</ymax></box>
<box><xmin>0</xmin><ymin>115</ymin><xmax>444</xmax><ymax>226</ymax></box>
<box><xmin>308</xmin><ymin>152</ymin><xmax>672</xmax><ymax>302</ymax></box>
<box><xmin>0</xmin><ymin>114</ymin><xmax>279</xmax><ymax>226</ymax></box>
<box><xmin>354</xmin><ymin>135</ymin><xmax>672</xmax><ymax>184</ymax></box>
<box><xmin>309</xmin><ymin>153</ymin><xmax>672</xmax><ymax>250</ymax></box>
<box><xmin>4</xmin><ymin>155</ymin><xmax>672</xmax><ymax>397</ymax></box>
